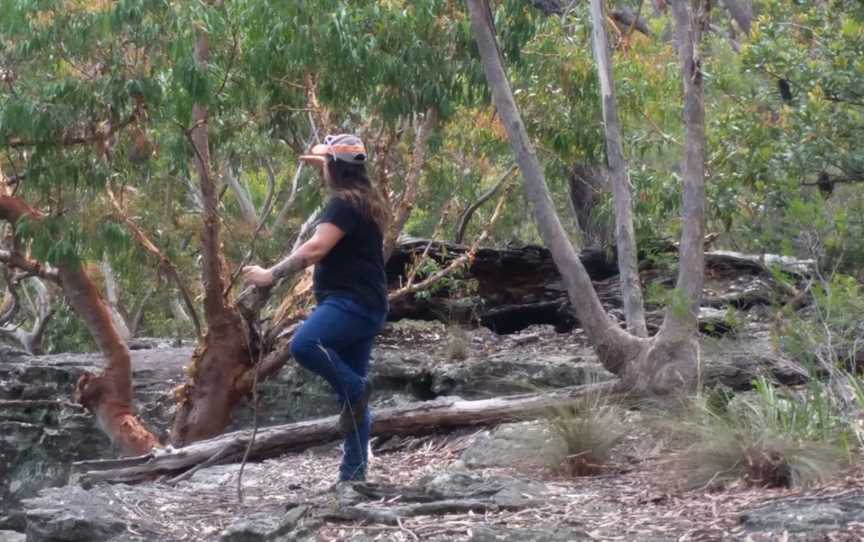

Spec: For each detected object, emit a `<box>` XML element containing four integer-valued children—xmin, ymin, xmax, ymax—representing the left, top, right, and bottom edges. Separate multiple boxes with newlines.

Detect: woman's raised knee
<box><xmin>290</xmin><ymin>334</ymin><xmax>317</xmax><ymax>361</ymax></box>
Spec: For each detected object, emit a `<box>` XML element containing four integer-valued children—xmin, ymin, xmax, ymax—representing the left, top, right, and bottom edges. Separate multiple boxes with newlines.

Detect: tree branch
<box><xmin>106</xmin><ymin>186</ymin><xmax>202</xmax><ymax>339</ymax></box>
<box><xmin>390</xmin><ymin>181</ymin><xmax>514</xmax><ymax>302</ymax></box>
<box><xmin>454</xmin><ymin>165</ymin><xmax>517</xmax><ymax>244</ymax></box>
<box><xmin>385</xmin><ymin>108</ymin><xmax>439</xmax><ymax>260</ymax></box>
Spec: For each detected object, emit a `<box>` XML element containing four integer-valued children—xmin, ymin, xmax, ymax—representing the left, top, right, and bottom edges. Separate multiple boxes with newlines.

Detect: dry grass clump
<box><xmin>675</xmin><ymin>430</ymin><xmax>844</xmax><ymax>490</ymax></box>
<box><xmin>665</xmin><ymin>380</ymin><xmax>849</xmax><ymax>490</ymax></box>
<box><xmin>545</xmin><ymin>393</ymin><xmax>624</xmax><ymax>476</ymax></box>
<box><xmin>444</xmin><ymin>325</ymin><xmax>469</xmax><ymax>361</ymax></box>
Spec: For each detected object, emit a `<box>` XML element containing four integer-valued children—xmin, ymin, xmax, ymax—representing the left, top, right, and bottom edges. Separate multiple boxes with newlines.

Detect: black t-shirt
<box><xmin>314</xmin><ymin>197</ymin><xmax>388</xmax><ymax>311</ymax></box>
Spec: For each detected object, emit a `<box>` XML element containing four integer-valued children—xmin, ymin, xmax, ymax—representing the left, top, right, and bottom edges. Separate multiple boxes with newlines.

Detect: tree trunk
<box><xmin>465</xmin><ymin>0</ymin><xmax>645</xmax><ymax>374</ymax></box>
<box><xmin>170</xmin><ymin>24</ymin><xmax>254</xmax><ymax>447</ymax></box>
<box><xmin>0</xmin><ymin>277</ymin><xmax>55</xmax><ymax>355</ymax></box>
<box><xmin>665</xmin><ymin>0</ymin><xmax>707</xmax><ymax>335</ymax></box>
<box><xmin>224</xmin><ymin>163</ymin><xmax>259</xmax><ymax>229</ymax></box>
<box><xmin>568</xmin><ymin>164</ymin><xmax>609</xmax><ymax>247</ymax></box>
<box><xmin>0</xmin><ymin>194</ymin><xmax>158</xmax><ymax>455</ymax></box>
<box><xmin>721</xmin><ymin>0</ymin><xmax>752</xmax><ymax>34</ymax></box>
<box><xmin>467</xmin><ymin>0</ymin><xmax>709</xmax><ymax>394</ymax></box>
<box><xmin>589</xmin><ymin>0</ymin><xmax>648</xmax><ymax>338</ymax></box>
<box><xmin>100</xmin><ymin>257</ymin><xmax>132</xmax><ymax>342</ymax></box>
<box><xmin>61</xmin><ymin>264</ymin><xmax>161</xmax><ymax>455</ymax></box>
<box><xmin>620</xmin><ymin>0</ymin><xmax>708</xmax><ymax>393</ymax></box>
<box><xmin>453</xmin><ymin>165</ymin><xmax>516</xmax><ymax>244</ymax></box>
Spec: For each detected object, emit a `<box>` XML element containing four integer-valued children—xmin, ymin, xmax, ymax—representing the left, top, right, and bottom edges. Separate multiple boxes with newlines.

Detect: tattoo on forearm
<box><xmin>270</xmin><ymin>253</ymin><xmax>310</xmax><ymax>280</ymax></box>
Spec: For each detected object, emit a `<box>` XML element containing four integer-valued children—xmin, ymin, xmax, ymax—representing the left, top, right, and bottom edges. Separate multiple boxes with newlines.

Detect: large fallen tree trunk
<box><xmin>387</xmin><ymin>239</ymin><xmax>814</xmax><ymax>333</ymax></box>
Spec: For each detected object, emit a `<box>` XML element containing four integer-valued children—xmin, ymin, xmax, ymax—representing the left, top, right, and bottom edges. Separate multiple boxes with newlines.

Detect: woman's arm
<box><xmin>242</xmin><ymin>223</ymin><xmax>345</xmax><ymax>287</ymax></box>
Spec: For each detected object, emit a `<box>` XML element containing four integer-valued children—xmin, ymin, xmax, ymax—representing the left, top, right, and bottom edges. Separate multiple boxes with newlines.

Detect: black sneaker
<box><xmin>339</xmin><ymin>380</ymin><xmax>372</xmax><ymax>435</ymax></box>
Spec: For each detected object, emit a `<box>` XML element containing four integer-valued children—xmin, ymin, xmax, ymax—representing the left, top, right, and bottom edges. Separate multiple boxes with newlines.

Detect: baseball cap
<box><xmin>309</xmin><ymin>134</ymin><xmax>367</xmax><ymax>164</ymax></box>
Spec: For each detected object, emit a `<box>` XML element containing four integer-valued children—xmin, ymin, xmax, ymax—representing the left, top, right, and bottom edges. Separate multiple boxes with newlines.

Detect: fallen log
<box><xmin>387</xmin><ymin>240</ymin><xmax>815</xmax><ymax>333</ymax></box>
<box><xmin>74</xmin><ymin>382</ymin><xmax>616</xmax><ymax>485</ymax></box>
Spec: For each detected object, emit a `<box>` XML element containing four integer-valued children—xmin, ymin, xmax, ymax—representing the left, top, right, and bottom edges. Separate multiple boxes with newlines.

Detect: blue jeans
<box><xmin>290</xmin><ymin>296</ymin><xmax>386</xmax><ymax>481</ymax></box>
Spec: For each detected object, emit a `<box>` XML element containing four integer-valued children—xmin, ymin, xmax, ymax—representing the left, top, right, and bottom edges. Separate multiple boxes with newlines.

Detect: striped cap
<box><xmin>309</xmin><ymin>134</ymin><xmax>367</xmax><ymax>165</ymax></box>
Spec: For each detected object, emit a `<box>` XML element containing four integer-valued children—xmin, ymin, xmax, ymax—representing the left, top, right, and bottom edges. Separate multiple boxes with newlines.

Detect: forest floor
<box><xmin>97</xmin><ymin>417</ymin><xmax>864</xmax><ymax>541</ymax></box>
<box><xmin>76</xmin><ymin>323</ymin><xmax>864</xmax><ymax>542</ymax></box>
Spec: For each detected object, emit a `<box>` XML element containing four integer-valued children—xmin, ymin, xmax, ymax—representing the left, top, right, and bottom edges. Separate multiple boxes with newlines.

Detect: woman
<box><xmin>242</xmin><ymin>134</ymin><xmax>389</xmax><ymax>482</ymax></box>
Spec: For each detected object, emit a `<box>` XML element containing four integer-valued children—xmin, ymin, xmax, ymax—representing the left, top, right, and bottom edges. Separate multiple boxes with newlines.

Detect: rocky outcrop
<box><xmin>457</xmin><ymin>420</ymin><xmax>559</xmax><ymax>470</ymax></box>
<box><xmin>739</xmin><ymin>492</ymin><xmax>864</xmax><ymax>536</ymax></box>
<box><xmin>0</xmin><ymin>347</ymin><xmax>191</xmax><ymax>530</ymax></box>
<box><xmin>22</xmin><ymin>487</ymin><xmax>132</xmax><ymax>542</ymax></box>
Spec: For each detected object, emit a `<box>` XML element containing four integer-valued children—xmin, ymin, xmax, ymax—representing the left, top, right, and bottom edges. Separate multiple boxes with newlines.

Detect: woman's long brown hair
<box><xmin>325</xmin><ymin>156</ymin><xmax>391</xmax><ymax>234</ymax></box>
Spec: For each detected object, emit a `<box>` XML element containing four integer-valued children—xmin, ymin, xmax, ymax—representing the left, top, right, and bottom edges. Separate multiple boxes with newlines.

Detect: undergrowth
<box><xmin>667</xmin><ymin>379</ymin><xmax>851</xmax><ymax>490</ymax></box>
<box><xmin>665</xmin><ymin>264</ymin><xmax>864</xmax><ymax>490</ymax></box>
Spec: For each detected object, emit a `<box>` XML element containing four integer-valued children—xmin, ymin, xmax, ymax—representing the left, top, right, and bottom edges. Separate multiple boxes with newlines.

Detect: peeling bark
<box><xmin>61</xmin><ymin>264</ymin><xmax>160</xmax><ymax>455</ymax></box>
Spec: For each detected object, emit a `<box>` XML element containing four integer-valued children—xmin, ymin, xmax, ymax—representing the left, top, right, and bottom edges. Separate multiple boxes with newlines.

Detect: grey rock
<box><xmin>218</xmin><ymin>512</ymin><xmax>284</xmax><ymax>542</ymax></box>
<box><xmin>428</xmin><ymin>353</ymin><xmax>612</xmax><ymax>398</ymax></box>
<box><xmin>739</xmin><ymin>492</ymin><xmax>864</xmax><ymax>534</ymax></box>
<box><xmin>460</xmin><ymin>420</ymin><xmax>560</xmax><ymax>469</ymax></box>
<box><xmin>0</xmin><ymin>347</ymin><xmax>190</xmax><ymax>524</ymax></box>
<box><xmin>468</xmin><ymin>525</ymin><xmax>591</xmax><ymax>541</ymax></box>
<box><xmin>419</xmin><ymin>471</ymin><xmax>548</xmax><ymax>504</ymax></box>
<box><xmin>22</xmin><ymin>486</ymin><xmax>136</xmax><ymax>542</ymax></box>
<box><xmin>0</xmin><ymin>531</ymin><xmax>25</xmax><ymax>542</ymax></box>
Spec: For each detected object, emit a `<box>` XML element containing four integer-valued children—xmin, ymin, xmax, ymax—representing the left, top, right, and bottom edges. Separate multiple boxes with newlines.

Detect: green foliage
<box><xmin>43</xmin><ymin>299</ymin><xmax>96</xmax><ymax>354</ymax></box>
<box><xmin>781</xmin><ymin>274</ymin><xmax>864</xmax><ymax>368</ymax></box>
<box><xmin>2</xmin><ymin>0</ymin><xmax>862</xmax><ymax>350</ymax></box>
<box><xmin>709</xmin><ymin>1</ymin><xmax>864</xmax><ymax>254</ymax></box>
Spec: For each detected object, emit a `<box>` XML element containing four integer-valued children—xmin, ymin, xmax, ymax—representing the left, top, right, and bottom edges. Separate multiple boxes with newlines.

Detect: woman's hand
<box><xmin>241</xmin><ymin>265</ymin><xmax>275</xmax><ymax>288</ymax></box>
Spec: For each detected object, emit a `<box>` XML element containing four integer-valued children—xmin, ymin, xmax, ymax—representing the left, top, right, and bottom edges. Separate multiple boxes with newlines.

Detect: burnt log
<box><xmin>387</xmin><ymin>240</ymin><xmax>814</xmax><ymax>334</ymax></box>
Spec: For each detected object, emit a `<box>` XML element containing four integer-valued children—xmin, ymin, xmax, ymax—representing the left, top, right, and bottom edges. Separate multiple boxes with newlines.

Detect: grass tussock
<box><xmin>666</xmin><ymin>378</ymin><xmax>850</xmax><ymax>490</ymax></box>
<box><xmin>445</xmin><ymin>325</ymin><xmax>469</xmax><ymax>361</ymax></box>
<box><xmin>546</xmin><ymin>393</ymin><xmax>624</xmax><ymax>476</ymax></box>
